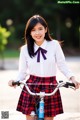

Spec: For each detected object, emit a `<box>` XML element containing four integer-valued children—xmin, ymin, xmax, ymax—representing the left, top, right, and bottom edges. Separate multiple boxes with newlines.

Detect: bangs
<box><xmin>28</xmin><ymin>18</ymin><xmax>39</xmax><ymax>30</ymax></box>
<box><xmin>28</xmin><ymin>16</ymin><xmax>47</xmax><ymax>32</ymax></box>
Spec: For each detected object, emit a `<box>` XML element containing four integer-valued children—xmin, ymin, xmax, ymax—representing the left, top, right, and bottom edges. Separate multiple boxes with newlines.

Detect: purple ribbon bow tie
<box><xmin>34</xmin><ymin>47</ymin><xmax>47</xmax><ymax>62</ymax></box>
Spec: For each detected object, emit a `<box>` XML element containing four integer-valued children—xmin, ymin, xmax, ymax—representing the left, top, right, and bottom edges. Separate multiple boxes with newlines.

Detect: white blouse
<box><xmin>16</xmin><ymin>40</ymin><xmax>74</xmax><ymax>81</ymax></box>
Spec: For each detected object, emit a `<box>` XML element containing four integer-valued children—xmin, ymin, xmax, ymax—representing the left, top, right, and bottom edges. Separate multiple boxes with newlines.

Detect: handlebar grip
<box><xmin>12</xmin><ymin>81</ymin><xmax>20</xmax><ymax>86</ymax></box>
<box><xmin>64</xmin><ymin>82</ymin><xmax>75</xmax><ymax>88</ymax></box>
<box><xmin>59</xmin><ymin>81</ymin><xmax>75</xmax><ymax>88</ymax></box>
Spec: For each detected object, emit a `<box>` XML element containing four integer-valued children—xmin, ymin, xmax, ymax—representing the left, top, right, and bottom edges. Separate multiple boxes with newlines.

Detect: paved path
<box><xmin>0</xmin><ymin>57</ymin><xmax>80</xmax><ymax>120</ymax></box>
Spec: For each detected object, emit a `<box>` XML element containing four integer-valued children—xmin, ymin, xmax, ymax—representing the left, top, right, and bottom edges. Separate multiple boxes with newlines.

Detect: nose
<box><xmin>35</xmin><ymin>30</ymin><xmax>39</xmax><ymax>34</ymax></box>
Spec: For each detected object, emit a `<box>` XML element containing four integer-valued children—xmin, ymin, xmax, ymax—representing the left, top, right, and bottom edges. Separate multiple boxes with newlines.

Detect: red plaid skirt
<box><xmin>16</xmin><ymin>75</ymin><xmax>63</xmax><ymax>117</ymax></box>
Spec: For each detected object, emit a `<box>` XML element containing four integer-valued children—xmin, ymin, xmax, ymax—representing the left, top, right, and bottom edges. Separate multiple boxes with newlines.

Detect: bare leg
<box><xmin>26</xmin><ymin>115</ymin><xmax>54</xmax><ymax>120</ymax></box>
<box><xmin>45</xmin><ymin>117</ymin><xmax>54</xmax><ymax>120</ymax></box>
<box><xmin>26</xmin><ymin>115</ymin><xmax>35</xmax><ymax>120</ymax></box>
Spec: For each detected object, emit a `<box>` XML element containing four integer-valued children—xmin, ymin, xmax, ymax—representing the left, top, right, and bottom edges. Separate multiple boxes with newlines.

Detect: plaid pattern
<box><xmin>16</xmin><ymin>75</ymin><xmax>63</xmax><ymax>117</ymax></box>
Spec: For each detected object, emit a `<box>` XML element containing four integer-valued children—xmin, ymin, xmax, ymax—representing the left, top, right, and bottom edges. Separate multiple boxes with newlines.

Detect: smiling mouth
<box><xmin>36</xmin><ymin>36</ymin><xmax>42</xmax><ymax>39</ymax></box>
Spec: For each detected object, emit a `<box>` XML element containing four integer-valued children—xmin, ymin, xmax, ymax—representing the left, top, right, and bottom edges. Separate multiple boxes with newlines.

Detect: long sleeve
<box><xmin>16</xmin><ymin>46</ymin><xmax>28</xmax><ymax>81</ymax></box>
<box><xmin>55</xmin><ymin>41</ymin><xmax>74</xmax><ymax>79</ymax></box>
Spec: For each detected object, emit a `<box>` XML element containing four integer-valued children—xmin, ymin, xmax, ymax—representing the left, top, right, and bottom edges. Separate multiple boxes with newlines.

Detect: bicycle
<box><xmin>12</xmin><ymin>80</ymin><xmax>75</xmax><ymax>120</ymax></box>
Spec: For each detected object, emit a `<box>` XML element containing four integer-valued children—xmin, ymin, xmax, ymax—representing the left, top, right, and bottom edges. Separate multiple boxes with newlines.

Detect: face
<box><xmin>30</xmin><ymin>23</ymin><xmax>47</xmax><ymax>46</ymax></box>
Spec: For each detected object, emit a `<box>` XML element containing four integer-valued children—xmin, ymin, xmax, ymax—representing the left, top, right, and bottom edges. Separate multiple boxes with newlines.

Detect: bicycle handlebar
<box><xmin>12</xmin><ymin>81</ymin><xmax>75</xmax><ymax>96</ymax></box>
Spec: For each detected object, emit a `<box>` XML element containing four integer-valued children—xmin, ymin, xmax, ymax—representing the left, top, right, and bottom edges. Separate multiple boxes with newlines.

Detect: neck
<box><xmin>35</xmin><ymin>40</ymin><xmax>44</xmax><ymax>46</ymax></box>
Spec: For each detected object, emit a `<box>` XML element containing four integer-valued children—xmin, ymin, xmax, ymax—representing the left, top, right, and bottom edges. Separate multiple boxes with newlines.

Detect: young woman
<box><xmin>8</xmin><ymin>15</ymin><xmax>80</xmax><ymax>120</ymax></box>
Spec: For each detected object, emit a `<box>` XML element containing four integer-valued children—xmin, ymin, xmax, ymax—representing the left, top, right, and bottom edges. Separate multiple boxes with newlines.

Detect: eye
<box><xmin>38</xmin><ymin>27</ymin><xmax>43</xmax><ymax>30</ymax></box>
<box><xmin>31</xmin><ymin>29</ymin><xmax>35</xmax><ymax>32</ymax></box>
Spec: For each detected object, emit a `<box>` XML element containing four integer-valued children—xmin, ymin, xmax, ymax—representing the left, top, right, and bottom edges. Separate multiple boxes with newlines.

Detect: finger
<box><xmin>8</xmin><ymin>80</ymin><xmax>14</xmax><ymax>87</ymax></box>
<box><xmin>75</xmin><ymin>83</ymin><xmax>79</xmax><ymax>89</ymax></box>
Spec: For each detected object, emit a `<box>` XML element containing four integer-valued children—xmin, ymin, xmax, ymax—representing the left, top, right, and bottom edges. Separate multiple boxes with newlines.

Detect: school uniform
<box><xmin>16</xmin><ymin>40</ymin><xmax>74</xmax><ymax>117</ymax></box>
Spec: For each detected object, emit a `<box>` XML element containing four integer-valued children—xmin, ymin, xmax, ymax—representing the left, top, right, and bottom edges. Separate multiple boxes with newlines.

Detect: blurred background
<box><xmin>0</xmin><ymin>1</ymin><xmax>80</xmax><ymax>119</ymax></box>
<box><xmin>0</xmin><ymin>0</ymin><xmax>80</xmax><ymax>66</ymax></box>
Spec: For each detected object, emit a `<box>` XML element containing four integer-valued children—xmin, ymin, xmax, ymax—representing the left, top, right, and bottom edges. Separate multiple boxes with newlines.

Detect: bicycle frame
<box><xmin>12</xmin><ymin>81</ymin><xmax>75</xmax><ymax>120</ymax></box>
<box><xmin>30</xmin><ymin>92</ymin><xmax>45</xmax><ymax>120</ymax></box>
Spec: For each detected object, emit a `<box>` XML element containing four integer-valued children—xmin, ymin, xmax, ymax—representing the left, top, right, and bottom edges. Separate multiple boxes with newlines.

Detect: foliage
<box><xmin>0</xmin><ymin>26</ymin><xmax>11</xmax><ymax>52</ymax></box>
<box><xmin>0</xmin><ymin>25</ymin><xmax>11</xmax><ymax>69</ymax></box>
<box><xmin>0</xmin><ymin>0</ymin><xmax>80</xmax><ymax>49</ymax></box>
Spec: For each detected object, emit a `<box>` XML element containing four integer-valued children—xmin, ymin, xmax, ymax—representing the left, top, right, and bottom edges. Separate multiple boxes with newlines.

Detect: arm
<box><xmin>55</xmin><ymin>41</ymin><xmax>74</xmax><ymax>79</ymax></box>
<box><xmin>16</xmin><ymin>46</ymin><xmax>28</xmax><ymax>81</ymax></box>
<box><xmin>8</xmin><ymin>46</ymin><xmax>28</xmax><ymax>87</ymax></box>
<box><xmin>55</xmin><ymin>41</ymin><xmax>80</xmax><ymax>89</ymax></box>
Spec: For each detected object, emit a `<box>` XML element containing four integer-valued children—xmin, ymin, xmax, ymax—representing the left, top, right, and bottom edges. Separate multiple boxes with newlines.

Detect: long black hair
<box><xmin>25</xmin><ymin>15</ymin><xmax>53</xmax><ymax>58</ymax></box>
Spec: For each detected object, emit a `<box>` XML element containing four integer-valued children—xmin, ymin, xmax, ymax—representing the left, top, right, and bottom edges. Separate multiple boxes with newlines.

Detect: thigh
<box><xmin>26</xmin><ymin>115</ymin><xmax>36</xmax><ymax>120</ymax></box>
<box><xmin>26</xmin><ymin>115</ymin><xmax>54</xmax><ymax>120</ymax></box>
<box><xmin>45</xmin><ymin>117</ymin><xmax>54</xmax><ymax>120</ymax></box>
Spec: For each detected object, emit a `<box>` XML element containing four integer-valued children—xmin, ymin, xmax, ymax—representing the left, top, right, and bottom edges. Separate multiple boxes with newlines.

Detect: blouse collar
<box><xmin>34</xmin><ymin>40</ymin><xmax>47</xmax><ymax>52</ymax></box>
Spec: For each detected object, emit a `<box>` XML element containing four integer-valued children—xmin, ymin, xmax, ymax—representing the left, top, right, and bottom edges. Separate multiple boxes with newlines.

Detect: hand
<box><xmin>70</xmin><ymin>76</ymin><xmax>80</xmax><ymax>89</ymax></box>
<box><xmin>8</xmin><ymin>80</ymin><xmax>16</xmax><ymax>88</ymax></box>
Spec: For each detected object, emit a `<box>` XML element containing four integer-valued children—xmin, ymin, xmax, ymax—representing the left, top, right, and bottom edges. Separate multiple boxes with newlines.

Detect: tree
<box><xmin>0</xmin><ymin>25</ymin><xmax>11</xmax><ymax>69</ymax></box>
<box><xmin>0</xmin><ymin>0</ymin><xmax>79</xmax><ymax>51</ymax></box>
